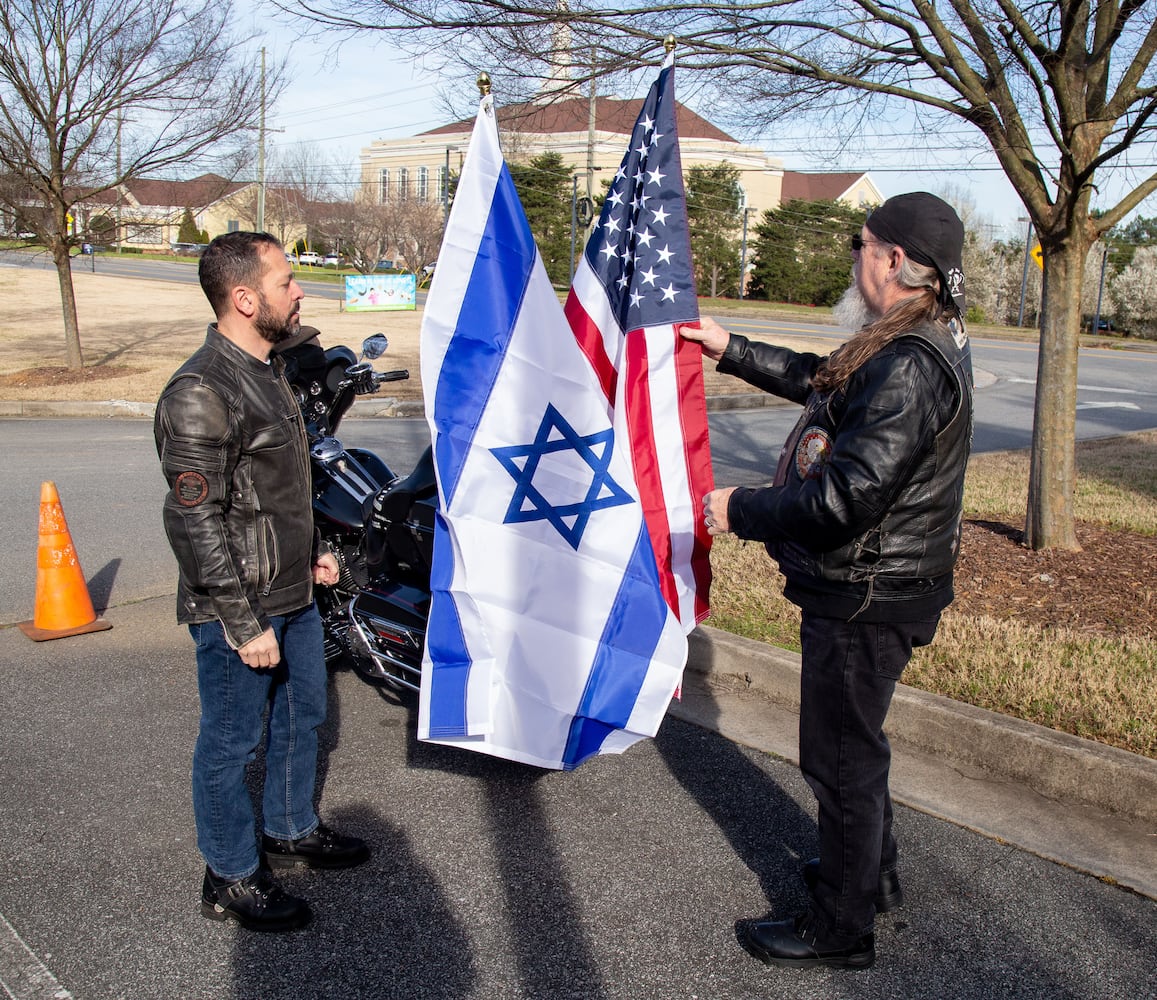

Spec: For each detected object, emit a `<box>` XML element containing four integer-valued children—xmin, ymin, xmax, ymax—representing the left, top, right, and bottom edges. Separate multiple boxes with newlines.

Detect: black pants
<box><xmin>798</xmin><ymin>612</ymin><xmax>939</xmax><ymax>939</ymax></box>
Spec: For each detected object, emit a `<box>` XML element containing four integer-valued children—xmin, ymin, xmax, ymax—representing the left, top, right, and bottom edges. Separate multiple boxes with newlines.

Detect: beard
<box><xmin>254</xmin><ymin>294</ymin><xmax>301</xmax><ymax>345</ymax></box>
<box><xmin>831</xmin><ymin>284</ymin><xmax>879</xmax><ymax>333</ymax></box>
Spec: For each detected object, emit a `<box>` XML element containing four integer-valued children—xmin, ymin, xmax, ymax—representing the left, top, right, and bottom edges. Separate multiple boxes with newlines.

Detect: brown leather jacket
<box><xmin>154</xmin><ymin>325</ymin><xmax>315</xmax><ymax>649</ymax></box>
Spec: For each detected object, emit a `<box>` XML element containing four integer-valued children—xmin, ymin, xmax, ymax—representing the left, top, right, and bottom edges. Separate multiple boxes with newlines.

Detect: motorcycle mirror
<box><xmin>361</xmin><ymin>334</ymin><xmax>389</xmax><ymax>360</ymax></box>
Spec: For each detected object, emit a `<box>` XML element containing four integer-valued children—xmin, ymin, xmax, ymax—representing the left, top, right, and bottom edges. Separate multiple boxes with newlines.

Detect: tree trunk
<box><xmin>1024</xmin><ymin>241</ymin><xmax>1083</xmax><ymax>551</ymax></box>
<box><xmin>52</xmin><ymin>240</ymin><xmax>84</xmax><ymax>370</ymax></box>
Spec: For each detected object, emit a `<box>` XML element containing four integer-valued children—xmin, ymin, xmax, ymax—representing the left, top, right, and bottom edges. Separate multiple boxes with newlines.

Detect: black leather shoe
<box><xmin>738</xmin><ymin>913</ymin><xmax>875</xmax><ymax>969</ymax></box>
<box><xmin>200</xmin><ymin>866</ymin><xmax>311</xmax><ymax>932</ymax></box>
<box><xmin>802</xmin><ymin>858</ymin><xmax>904</xmax><ymax>913</ymax></box>
<box><xmin>263</xmin><ymin>823</ymin><xmax>370</xmax><ymax>870</ymax></box>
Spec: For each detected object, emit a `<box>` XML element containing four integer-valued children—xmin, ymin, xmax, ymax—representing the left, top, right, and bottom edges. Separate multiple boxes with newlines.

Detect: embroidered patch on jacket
<box><xmin>174</xmin><ymin>471</ymin><xmax>209</xmax><ymax>507</ymax></box>
<box><xmin>795</xmin><ymin>427</ymin><xmax>833</xmax><ymax>481</ymax></box>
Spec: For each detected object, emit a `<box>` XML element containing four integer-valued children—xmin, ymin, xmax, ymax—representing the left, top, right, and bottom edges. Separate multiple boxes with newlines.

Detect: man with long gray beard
<box><xmin>683</xmin><ymin>193</ymin><xmax>973</xmax><ymax>969</ymax></box>
<box><xmin>155</xmin><ymin>232</ymin><xmax>369</xmax><ymax>932</ymax></box>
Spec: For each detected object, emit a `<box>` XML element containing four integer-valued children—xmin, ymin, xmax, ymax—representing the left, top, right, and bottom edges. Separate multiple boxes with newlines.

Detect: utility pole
<box><xmin>738</xmin><ymin>206</ymin><xmax>751</xmax><ymax>299</ymax></box>
<box><xmin>570</xmin><ymin>175</ymin><xmax>579</xmax><ymax>283</ymax></box>
<box><xmin>1017</xmin><ymin>217</ymin><xmax>1033</xmax><ymax>327</ymax></box>
<box><xmin>116</xmin><ymin>114</ymin><xmax>122</xmax><ymax>254</ymax></box>
<box><xmin>256</xmin><ymin>48</ymin><xmax>266</xmax><ymax>234</ymax></box>
<box><xmin>586</xmin><ymin>48</ymin><xmax>596</xmax><ymax>212</ymax></box>
<box><xmin>1092</xmin><ymin>246</ymin><xmax>1110</xmax><ymax>334</ymax></box>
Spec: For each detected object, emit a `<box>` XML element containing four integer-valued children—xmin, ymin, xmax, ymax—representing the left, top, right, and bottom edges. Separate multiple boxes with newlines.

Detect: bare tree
<box><xmin>215</xmin><ymin>144</ymin><xmax>341</xmax><ymax>248</ymax></box>
<box><xmin>316</xmin><ymin>190</ymin><xmax>404</xmax><ymax>272</ymax></box>
<box><xmin>0</xmin><ymin>0</ymin><xmax>282</xmax><ymax>370</ymax></box>
<box><xmin>270</xmin><ymin>142</ymin><xmax>343</xmax><ymax>249</ymax></box>
<box><xmin>287</xmin><ymin>0</ymin><xmax>1157</xmax><ymax>549</ymax></box>
<box><xmin>392</xmin><ymin>199</ymin><xmax>445</xmax><ymax>282</ymax></box>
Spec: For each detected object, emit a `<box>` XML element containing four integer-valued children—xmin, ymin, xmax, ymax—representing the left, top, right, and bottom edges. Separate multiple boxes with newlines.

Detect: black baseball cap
<box><xmin>866</xmin><ymin>192</ymin><xmax>966</xmax><ymax>315</ymax></box>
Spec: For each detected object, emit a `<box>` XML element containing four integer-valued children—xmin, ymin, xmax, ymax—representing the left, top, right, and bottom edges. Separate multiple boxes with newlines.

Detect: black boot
<box><xmin>200</xmin><ymin>866</ymin><xmax>312</xmax><ymax>932</ymax></box>
<box><xmin>738</xmin><ymin>912</ymin><xmax>875</xmax><ymax>970</ymax></box>
<box><xmin>263</xmin><ymin>822</ymin><xmax>370</xmax><ymax>870</ymax></box>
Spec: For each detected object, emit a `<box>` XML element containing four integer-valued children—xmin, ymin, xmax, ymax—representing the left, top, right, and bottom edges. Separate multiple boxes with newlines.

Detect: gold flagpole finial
<box><xmin>477</xmin><ymin>72</ymin><xmax>492</xmax><ymax>96</ymax></box>
<box><xmin>664</xmin><ymin>35</ymin><xmax>676</xmax><ymax>53</ymax></box>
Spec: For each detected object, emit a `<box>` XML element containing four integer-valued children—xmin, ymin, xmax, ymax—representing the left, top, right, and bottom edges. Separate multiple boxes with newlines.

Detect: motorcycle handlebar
<box><xmin>337</xmin><ymin>364</ymin><xmax>411</xmax><ymax>394</ymax></box>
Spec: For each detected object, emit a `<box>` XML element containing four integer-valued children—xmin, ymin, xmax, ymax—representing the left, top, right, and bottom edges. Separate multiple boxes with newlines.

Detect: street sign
<box><xmin>1031</xmin><ymin>242</ymin><xmax>1044</xmax><ymax>270</ymax></box>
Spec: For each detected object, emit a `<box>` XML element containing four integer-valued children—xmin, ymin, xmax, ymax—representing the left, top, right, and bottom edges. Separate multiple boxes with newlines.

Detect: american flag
<box><xmin>564</xmin><ymin>52</ymin><xmax>713</xmax><ymax>629</ymax></box>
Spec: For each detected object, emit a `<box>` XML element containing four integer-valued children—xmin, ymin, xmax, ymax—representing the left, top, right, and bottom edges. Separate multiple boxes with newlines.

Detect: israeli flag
<box><xmin>417</xmin><ymin>93</ymin><xmax>688</xmax><ymax>770</ymax></box>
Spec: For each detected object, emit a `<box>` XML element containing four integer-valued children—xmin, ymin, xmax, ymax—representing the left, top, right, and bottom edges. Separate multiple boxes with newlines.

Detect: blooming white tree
<box><xmin>1110</xmin><ymin>246</ymin><xmax>1157</xmax><ymax>339</ymax></box>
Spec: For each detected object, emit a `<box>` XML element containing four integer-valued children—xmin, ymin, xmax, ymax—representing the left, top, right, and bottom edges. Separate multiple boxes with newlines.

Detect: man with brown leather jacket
<box><xmin>155</xmin><ymin>232</ymin><xmax>369</xmax><ymax>932</ymax></box>
<box><xmin>684</xmin><ymin>193</ymin><xmax>973</xmax><ymax>970</ymax></box>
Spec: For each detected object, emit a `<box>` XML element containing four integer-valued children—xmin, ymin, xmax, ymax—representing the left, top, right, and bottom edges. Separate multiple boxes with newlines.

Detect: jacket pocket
<box><xmin>258</xmin><ymin>514</ymin><xmax>279</xmax><ymax>596</ymax></box>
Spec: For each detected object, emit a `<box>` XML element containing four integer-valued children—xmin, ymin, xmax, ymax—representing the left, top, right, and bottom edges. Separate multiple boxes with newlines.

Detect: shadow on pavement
<box><xmin>654</xmin><ymin>705</ymin><xmax>816</xmax><ymax>919</ymax></box>
<box><xmin>401</xmin><ymin>708</ymin><xmax>612</xmax><ymax>1000</ymax></box>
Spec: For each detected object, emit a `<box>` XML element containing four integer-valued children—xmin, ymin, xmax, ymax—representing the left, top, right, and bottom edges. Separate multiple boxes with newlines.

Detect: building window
<box><xmin>379</xmin><ymin>169</ymin><xmax>390</xmax><ymax>203</ymax></box>
<box><xmin>437</xmin><ymin>165</ymin><xmax>448</xmax><ymax>204</ymax></box>
<box><xmin>227</xmin><ymin>220</ymin><xmax>240</xmax><ymax>233</ymax></box>
<box><xmin>127</xmin><ymin>224</ymin><xmax>163</xmax><ymax>244</ymax></box>
<box><xmin>398</xmin><ymin>167</ymin><xmax>409</xmax><ymax>201</ymax></box>
<box><xmin>417</xmin><ymin>166</ymin><xmax>429</xmax><ymax>202</ymax></box>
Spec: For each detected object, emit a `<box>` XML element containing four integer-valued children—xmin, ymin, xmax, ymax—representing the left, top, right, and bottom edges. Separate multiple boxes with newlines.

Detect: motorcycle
<box><xmin>277</xmin><ymin>330</ymin><xmax>435</xmax><ymax>694</ymax></box>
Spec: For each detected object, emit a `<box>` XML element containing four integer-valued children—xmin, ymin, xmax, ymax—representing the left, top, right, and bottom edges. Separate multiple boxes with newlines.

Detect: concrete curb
<box><xmin>0</xmin><ymin>398</ymin><xmax>157</xmax><ymax>418</ymax></box>
<box><xmin>685</xmin><ymin>624</ymin><xmax>1157</xmax><ymax>826</ymax></box>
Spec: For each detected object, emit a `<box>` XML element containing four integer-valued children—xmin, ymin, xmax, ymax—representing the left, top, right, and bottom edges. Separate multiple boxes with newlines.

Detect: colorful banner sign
<box><xmin>343</xmin><ymin>273</ymin><xmax>417</xmax><ymax>312</ymax></box>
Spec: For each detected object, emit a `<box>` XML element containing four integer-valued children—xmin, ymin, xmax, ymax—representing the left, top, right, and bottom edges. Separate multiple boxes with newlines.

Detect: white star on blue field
<box><xmin>490</xmin><ymin>404</ymin><xmax>634</xmax><ymax>549</ymax></box>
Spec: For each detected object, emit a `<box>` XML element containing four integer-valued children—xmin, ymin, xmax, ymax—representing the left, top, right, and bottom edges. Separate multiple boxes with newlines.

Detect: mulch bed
<box><xmin>0</xmin><ymin>365</ymin><xmax>142</xmax><ymax>388</ymax></box>
<box><xmin>953</xmin><ymin>519</ymin><xmax>1157</xmax><ymax>638</ymax></box>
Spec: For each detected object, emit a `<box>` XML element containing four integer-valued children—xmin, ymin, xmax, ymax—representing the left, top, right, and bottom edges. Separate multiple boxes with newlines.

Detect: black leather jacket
<box><xmin>154</xmin><ymin>325</ymin><xmax>316</xmax><ymax>649</ymax></box>
<box><xmin>720</xmin><ymin>320</ymin><xmax>973</xmax><ymax>619</ymax></box>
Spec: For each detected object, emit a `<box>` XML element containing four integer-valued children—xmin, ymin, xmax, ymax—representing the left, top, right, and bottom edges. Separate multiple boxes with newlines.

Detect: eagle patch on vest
<box><xmin>795</xmin><ymin>427</ymin><xmax>833</xmax><ymax>480</ymax></box>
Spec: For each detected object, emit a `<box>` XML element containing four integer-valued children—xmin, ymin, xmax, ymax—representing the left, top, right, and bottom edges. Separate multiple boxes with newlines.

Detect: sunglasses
<box><xmin>850</xmin><ymin>233</ymin><xmax>886</xmax><ymax>254</ymax></box>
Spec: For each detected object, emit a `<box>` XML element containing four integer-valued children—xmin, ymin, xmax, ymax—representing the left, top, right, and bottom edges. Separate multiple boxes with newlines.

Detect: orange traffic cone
<box><xmin>18</xmin><ymin>481</ymin><xmax>112</xmax><ymax>641</ymax></box>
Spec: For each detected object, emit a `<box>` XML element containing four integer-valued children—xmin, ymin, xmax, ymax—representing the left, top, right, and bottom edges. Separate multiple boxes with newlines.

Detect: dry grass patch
<box><xmin>904</xmin><ymin>615</ymin><xmax>1156</xmax><ymax>757</ymax></box>
<box><xmin>964</xmin><ymin>432</ymin><xmax>1157</xmax><ymax>536</ymax></box>
<box><xmin>707</xmin><ymin>431</ymin><xmax>1157</xmax><ymax>759</ymax></box>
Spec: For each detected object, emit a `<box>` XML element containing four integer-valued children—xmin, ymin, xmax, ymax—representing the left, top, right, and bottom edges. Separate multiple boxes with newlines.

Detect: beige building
<box><xmin>50</xmin><ymin>174</ymin><xmax>308</xmax><ymax>253</ymax></box>
<box><xmin>361</xmin><ymin>96</ymin><xmax>786</xmax><ymax>217</ymax></box>
<box><xmin>360</xmin><ymin>96</ymin><xmax>882</xmax><ymax>225</ymax></box>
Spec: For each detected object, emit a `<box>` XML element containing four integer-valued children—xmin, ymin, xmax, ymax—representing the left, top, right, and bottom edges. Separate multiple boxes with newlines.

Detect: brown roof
<box><xmin>124</xmin><ymin>173</ymin><xmax>245</xmax><ymax>209</ymax></box>
<box><xmin>779</xmin><ymin>171</ymin><xmax>869</xmax><ymax>204</ymax></box>
<box><xmin>422</xmin><ymin>96</ymin><xmax>736</xmax><ymax>144</ymax></box>
<box><xmin>74</xmin><ymin>173</ymin><xmax>245</xmax><ymax>209</ymax></box>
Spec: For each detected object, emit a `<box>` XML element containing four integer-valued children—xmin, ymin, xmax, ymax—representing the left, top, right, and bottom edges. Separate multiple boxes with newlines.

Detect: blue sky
<box><xmin>236</xmin><ymin>1</ymin><xmax>1153</xmax><ymax>241</ymax></box>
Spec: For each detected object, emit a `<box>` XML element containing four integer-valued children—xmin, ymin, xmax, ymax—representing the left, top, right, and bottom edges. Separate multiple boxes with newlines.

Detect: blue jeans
<box><xmin>798</xmin><ymin>613</ymin><xmax>939</xmax><ymax>940</ymax></box>
<box><xmin>189</xmin><ymin>603</ymin><xmax>327</xmax><ymax>881</ymax></box>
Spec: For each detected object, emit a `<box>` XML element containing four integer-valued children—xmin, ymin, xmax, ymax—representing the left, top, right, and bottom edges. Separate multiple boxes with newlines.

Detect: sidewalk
<box><xmin>675</xmin><ymin>625</ymin><xmax>1157</xmax><ymax>901</ymax></box>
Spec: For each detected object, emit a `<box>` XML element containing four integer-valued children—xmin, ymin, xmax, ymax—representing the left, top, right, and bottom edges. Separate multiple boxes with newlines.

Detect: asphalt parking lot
<box><xmin>2</xmin><ymin>595</ymin><xmax>1155</xmax><ymax>1000</ymax></box>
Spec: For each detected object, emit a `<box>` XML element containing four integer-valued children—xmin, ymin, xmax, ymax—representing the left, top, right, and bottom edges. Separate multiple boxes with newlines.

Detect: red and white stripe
<box><xmin>566</xmin><ymin>260</ymin><xmax>713</xmax><ymax>630</ymax></box>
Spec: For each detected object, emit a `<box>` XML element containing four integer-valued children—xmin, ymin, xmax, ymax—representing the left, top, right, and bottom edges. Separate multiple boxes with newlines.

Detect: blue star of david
<box><xmin>490</xmin><ymin>404</ymin><xmax>634</xmax><ymax>549</ymax></box>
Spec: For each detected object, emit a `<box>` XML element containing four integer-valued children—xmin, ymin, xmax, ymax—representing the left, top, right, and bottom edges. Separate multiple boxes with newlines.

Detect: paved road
<box><xmin>2</xmin><ymin>597</ymin><xmax>1155</xmax><ymax>1000</ymax></box>
<box><xmin>0</xmin><ymin>247</ymin><xmax>396</xmax><ymax>303</ymax></box>
<box><xmin>4</xmin><ymin>321</ymin><xmax>1157</xmax><ymax>631</ymax></box>
<box><xmin>1</xmin><ymin>408</ymin><xmax>1156</xmax><ymax>998</ymax></box>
